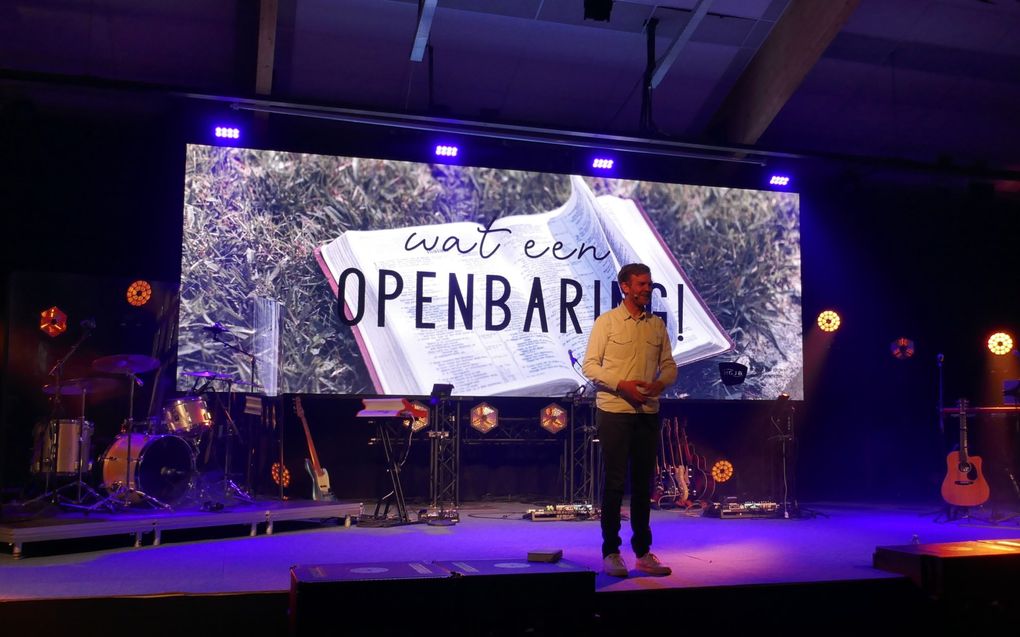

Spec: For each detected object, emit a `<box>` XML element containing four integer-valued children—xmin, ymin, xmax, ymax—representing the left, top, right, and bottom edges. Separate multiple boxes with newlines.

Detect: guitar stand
<box><xmin>364</xmin><ymin>419</ymin><xmax>415</xmax><ymax>526</ymax></box>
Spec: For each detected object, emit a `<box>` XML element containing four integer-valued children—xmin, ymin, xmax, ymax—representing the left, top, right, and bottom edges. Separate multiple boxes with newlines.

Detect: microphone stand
<box><xmin>209</xmin><ymin>331</ymin><xmax>255</xmax><ymax>503</ymax></box>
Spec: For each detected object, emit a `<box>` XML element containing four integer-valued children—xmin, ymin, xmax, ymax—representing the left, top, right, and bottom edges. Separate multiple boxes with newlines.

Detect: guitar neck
<box><xmin>957</xmin><ymin>400</ymin><xmax>970</xmax><ymax>463</ymax></box>
<box><xmin>296</xmin><ymin>400</ymin><xmax>323</xmax><ymax>475</ymax></box>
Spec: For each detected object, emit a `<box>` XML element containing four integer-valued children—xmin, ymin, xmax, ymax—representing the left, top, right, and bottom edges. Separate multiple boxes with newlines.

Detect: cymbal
<box><xmin>93</xmin><ymin>354</ymin><xmax>159</xmax><ymax>375</ymax></box>
<box><xmin>183</xmin><ymin>370</ymin><xmax>232</xmax><ymax>380</ymax></box>
<box><xmin>43</xmin><ymin>377</ymin><xmax>120</xmax><ymax>396</ymax></box>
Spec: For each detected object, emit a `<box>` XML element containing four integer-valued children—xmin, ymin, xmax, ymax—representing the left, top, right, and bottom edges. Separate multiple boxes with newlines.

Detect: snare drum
<box><xmin>31</xmin><ymin>419</ymin><xmax>93</xmax><ymax>475</ymax></box>
<box><xmin>99</xmin><ymin>434</ymin><xmax>194</xmax><ymax>503</ymax></box>
<box><xmin>163</xmin><ymin>396</ymin><xmax>212</xmax><ymax>436</ymax></box>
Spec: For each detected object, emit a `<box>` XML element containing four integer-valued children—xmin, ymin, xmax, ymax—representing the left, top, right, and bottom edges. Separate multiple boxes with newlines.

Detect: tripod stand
<box><xmin>30</xmin><ymin>325</ymin><xmax>107</xmax><ymax>507</ymax></box>
<box><xmin>196</xmin><ymin>384</ymin><xmax>255</xmax><ymax>504</ymax></box>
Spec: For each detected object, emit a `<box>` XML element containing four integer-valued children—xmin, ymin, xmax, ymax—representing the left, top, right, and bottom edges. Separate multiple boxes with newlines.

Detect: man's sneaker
<box><xmin>603</xmin><ymin>553</ymin><xmax>628</xmax><ymax>577</ymax></box>
<box><xmin>635</xmin><ymin>552</ymin><xmax>671</xmax><ymax>576</ymax></box>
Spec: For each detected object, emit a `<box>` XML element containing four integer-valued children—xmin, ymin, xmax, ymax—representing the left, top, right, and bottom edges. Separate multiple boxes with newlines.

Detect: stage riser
<box><xmin>874</xmin><ymin>539</ymin><xmax>1020</xmax><ymax>600</ymax></box>
<box><xmin>289</xmin><ymin>560</ymin><xmax>595</xmax><ymax>636</ymax></box>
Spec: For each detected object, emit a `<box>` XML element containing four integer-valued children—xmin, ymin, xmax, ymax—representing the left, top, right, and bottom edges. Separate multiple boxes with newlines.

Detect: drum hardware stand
<box><xmin>29</xmin><ymin>322</ymin><xmax>95</xmax><ymax>505</ymax></box>
<box><xmin>195</xmin><ymin>381</ymin><xmax>254</xmax><ymax>504</ymax></box>
<box><xmin>216</xmin><ymin>387</ymin><xmax>255</xmax><ymax>503</ymax></box>
<box><xmin>86</xmin><ymin>355</ymin><xmax>174</xmax><ymax>511</ymax></box>
<box><xmin>52</xmin><ymin>389</ymin><xmax>102</xmax><ymax>507</ymax></box>
<box><xmin>201</xmin><ymin>326</ymin><xmax>258</xmax><ymax>504</ymax></box>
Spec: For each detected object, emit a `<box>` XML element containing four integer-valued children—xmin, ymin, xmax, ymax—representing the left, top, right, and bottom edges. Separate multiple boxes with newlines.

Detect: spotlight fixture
<box><xmin>890</xmin><ymin>337</ymin><xmax>915</xmax><ymax>360</ymax></box>
<box><xmin>271</xmin><ymin>462</ymin><xmax>292</xmax><ymax>488</ymax></box>
<box><xmin>769</xmin><ymin>175</ymin><xmax>791</xmax><ymax>187</ymax></box>
<box><xmin>988</xmin><ymin>332</ymin><xmax>1014</xmax><ymax>356</ymax></box>
<box><xmin>817</xmin><ymin>310</ymin><xmax>841</xmax><ymax>332</ymax></box>
<box><xmin>403</xmin><ymin>401</ymin><xmax>430</xmax><ymax>432</ymax></box>
<box><xmin>126</xmin><ymin>280</ymin><xmax>152</xmax><ymax>307</ymax></box>
<box><xmin>540</xmin><ymin>403</ymin><xmax>568</xmax><ymax>434</ymax></box>
<box><xmin>469</xmin><ymin>402</ymin><xmax>498</xmax><ymax>434</ymax></box>
<box><xmin>592</xmin><ymin>157</ymin><xmax>614</xmax><ymax>170</ymax></box>
<box><xmin>39</xmin><ymin>306</ymin><xmax>67</xmax><ymax>337</ymax></box>
<box><xmin>214</xmin><ymin>126</ymin><xmax>240</xmax><ymax>140</ymax></box>
<box><xmin>434</xmin><ymin>145</ymin><xmax>459</xmax><ymax>158</ymax></box>
<box><xmin>711</xmin><ymin>460</ymin><xmax>733</xmax><ymax>483</ymax></box>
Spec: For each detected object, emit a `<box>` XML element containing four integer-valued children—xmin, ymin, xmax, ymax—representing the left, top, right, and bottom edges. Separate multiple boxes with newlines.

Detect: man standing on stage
<box><xmin>582</xmin><ymin>263</ymin><xmax>677</xmax><ymax>577</ymax></box>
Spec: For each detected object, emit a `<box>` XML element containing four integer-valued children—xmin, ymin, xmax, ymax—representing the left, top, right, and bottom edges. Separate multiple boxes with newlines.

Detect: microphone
<box><xmin>568</xmin><ymin>349</ymin><xmax>579</xmax><ymax>366</ymax></box>
<box><xmin>203</xmin><ymin>322</ymin><xmax>230</xmax><ymax>334</ymax></box>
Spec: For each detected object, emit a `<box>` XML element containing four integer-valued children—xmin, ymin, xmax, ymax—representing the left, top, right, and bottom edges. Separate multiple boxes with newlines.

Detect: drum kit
<box><xmin>33</xmin><ymin>353</ymin><xmax>258</xmax><ymax>511</ymax></box>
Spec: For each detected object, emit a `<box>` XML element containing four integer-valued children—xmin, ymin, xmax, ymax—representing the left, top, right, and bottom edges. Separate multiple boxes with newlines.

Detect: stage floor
<box><xmin>2</xmin><ymin>499</ymin><xmax>1019</xmax><ymax>600</ymax></box>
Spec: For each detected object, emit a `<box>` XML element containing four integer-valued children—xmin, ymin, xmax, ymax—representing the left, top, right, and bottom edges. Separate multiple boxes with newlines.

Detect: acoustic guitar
<box><xmin>294</xmin><ymin>397</ymin><xmax>335</xmax><ymax>501</ymax></box>
<box><xmin>940</xmin><ymin>398</ymin><xmax>990</xmax><ymax>507</ymax></box>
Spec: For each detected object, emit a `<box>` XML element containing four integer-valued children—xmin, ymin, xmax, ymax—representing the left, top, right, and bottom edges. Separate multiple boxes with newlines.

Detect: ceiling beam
<box><xmin>650</xmin><ymin>0</ymin><xmax>714</xmax><ymax>89</ymax></box>
<box><xmin>255</xmin><ymin>0</ymin><xmax>279</xmax><ymax>95</ymax></box>
<box><xmin>704</xmin><ymin>0</ymin><xmax>860</xmax><ymax>145</ymax></box>
<box><xmin>410</xmin><ymin>0</ymin><xmax>439</xmax><ymax>62</ymax></box>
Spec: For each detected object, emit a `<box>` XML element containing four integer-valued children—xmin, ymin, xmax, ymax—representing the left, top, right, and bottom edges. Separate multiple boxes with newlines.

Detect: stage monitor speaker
<box><xmin>435</xmin><ymin>559</ymin><xmax>594</xmax><ymax>635</ymax></box>
<box><xmin>873</xmin><ymin>539</ymin><xmax>1020</xmax><ymax>600</ymax></box>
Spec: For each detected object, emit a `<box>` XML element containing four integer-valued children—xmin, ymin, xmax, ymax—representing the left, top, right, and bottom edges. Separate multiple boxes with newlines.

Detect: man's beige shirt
<box><xmin>581</xmin><ymin>303</ymin><xmax>678</xmax><ymax>414</ymax></box>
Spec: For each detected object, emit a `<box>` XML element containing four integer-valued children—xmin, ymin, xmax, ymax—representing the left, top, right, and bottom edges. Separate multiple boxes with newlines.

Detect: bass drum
<box><xmin>99</xmin><ymin>434</ymin><xmax>194</xmax><ymax>504</ymax></box>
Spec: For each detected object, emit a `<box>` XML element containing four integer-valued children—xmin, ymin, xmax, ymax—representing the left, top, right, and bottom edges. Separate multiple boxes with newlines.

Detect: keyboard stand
<box><xmin>366</xmin><ymin>418</ymin><xmax>413</xmax><ymax>526</ymax></box>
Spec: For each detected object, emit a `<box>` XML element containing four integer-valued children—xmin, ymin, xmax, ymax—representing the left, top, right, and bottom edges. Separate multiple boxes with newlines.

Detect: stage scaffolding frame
<box><xmin>429</xmin><ymin>396</ymin><xmax>459</xmax><ymax>507</ymax></box>
<box><xmin>425</xmin><ymin>395</ymin><xmax>599</xmax><ymax>507</ymax></box>
<box><xmin>568</xmin><ymin>392</ymin><xmax>600</xmax><ymax>506</ymax></box>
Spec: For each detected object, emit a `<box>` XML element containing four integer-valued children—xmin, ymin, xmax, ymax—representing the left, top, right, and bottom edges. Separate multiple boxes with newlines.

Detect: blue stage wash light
<box><xmin>769</xmin><ymin>175</ymin><xmax>791</xmax><ymax>187</ymax></box>
<box><xmin>214</xmin><ymin>126</ymin><xmax>240</xmax><ymax>140</ymax></box>
<box><xmin>435</xmin><ymin>145</ymin><xmax>459</xmax><ymax>158</ymax></box>
<box><xmin>592</xmin><ymin>158</ymin><xmax>614</xmax><ymax>170</ymax></box>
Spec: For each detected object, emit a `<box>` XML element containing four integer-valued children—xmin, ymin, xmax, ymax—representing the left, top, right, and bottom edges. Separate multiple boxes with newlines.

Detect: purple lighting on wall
<box><xmin>214</xmin><ymin>126</ymin><xmax>240</xmax><ymax>140</ymax></box>
<box><xmin>435</xmin><ymin>145</ymin><xmax>459</xmax><ymax>158</ymax></box>
<box><xmin>769</xmin><ymin>175</ymin><xmax>791</xmax><ymax>187</ymax></box>
<box><xmin>592</xmin><ymin>158</ymin><xmax>614</xmax><ymax>170</ymax></box>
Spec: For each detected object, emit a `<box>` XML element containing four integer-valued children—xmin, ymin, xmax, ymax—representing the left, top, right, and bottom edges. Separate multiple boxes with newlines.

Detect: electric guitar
<box><xmin>941</xmin><ymin>398</ymin><xmax>990</xmax><ymax>507</ymax></box>
<box><xmin>679</xmin><ymin>418</ymin><xmax>714</xmax><ymax>506</ymax></box>
<box><xmin>669</xmin><ymin>417</ymin><xmax>691</xmax><ymax>505</ymax></box>
<box><xmin>294</xmin><ymin>397</ymin><xmax>335</xmax><ymax>501</ymax></box>
<box><xmin>652</xmin><ymin>418</ymin><xmax>683</xmax><ymax>508</ymax></box>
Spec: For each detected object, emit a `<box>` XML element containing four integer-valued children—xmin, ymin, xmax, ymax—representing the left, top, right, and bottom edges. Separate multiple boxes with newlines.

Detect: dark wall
<box><xmin>2</xmin><ymin>87</ymin><xmax>1018</xmax><ymax>505</ymax></box>
<box><xmin>798</xmin><ymin>181</ymin><xmax>1020</xmax><ymax>503</ymax></box>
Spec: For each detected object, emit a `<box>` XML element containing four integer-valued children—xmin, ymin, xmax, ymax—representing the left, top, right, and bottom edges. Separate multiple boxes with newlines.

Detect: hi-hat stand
<box><xmin>196</xmin><ymin>326</ymin><xmax>261</xmax><ymax>504</ymax></box>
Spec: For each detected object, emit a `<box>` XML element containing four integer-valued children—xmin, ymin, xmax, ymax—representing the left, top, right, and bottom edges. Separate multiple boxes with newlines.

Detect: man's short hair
<box><xmin>617</xmin><ymin>263</ymin><xmax>650</xmax><ymax>286</ymax></box>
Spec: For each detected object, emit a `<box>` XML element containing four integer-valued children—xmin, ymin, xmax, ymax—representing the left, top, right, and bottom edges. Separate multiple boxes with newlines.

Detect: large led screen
<box><xmin>178</xmin><ymin>145</ymin><xmax>802</xmax><ymax>399</ymax></box>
